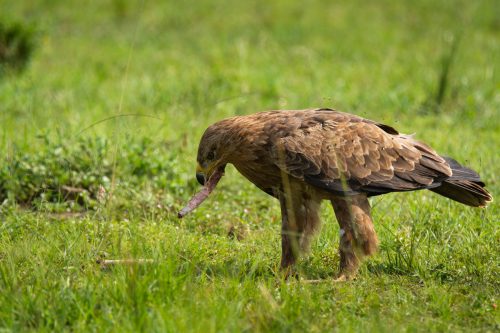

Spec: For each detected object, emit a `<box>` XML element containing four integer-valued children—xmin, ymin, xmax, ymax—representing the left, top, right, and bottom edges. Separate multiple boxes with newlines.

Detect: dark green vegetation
<box><xmin>0</xmin><ymin>0</ymin><xmax>498</xmax><ymax>331</ymax></box>
<box><xmin>0</xmin><ymin>19</ymin><xmax>36</xmax><ymax>76</ymax></box>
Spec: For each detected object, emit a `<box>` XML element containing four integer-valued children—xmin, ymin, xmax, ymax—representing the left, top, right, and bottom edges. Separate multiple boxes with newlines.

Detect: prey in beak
<box><xmin>196</xmin><ymin>162</ymin><xmax>224</xmax><ymax>186</ymax></box>
<box><xmin>178</xmin><ymin>164</ymin><xmax>225</xmax><ymax>218</ymax></box>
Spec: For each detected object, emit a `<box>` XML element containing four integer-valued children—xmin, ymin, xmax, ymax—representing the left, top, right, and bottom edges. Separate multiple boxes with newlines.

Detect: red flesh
<box><xmin>177</xmin><ymin>169</ymin><xmax>224</xmax><ymax>218</ymax></box>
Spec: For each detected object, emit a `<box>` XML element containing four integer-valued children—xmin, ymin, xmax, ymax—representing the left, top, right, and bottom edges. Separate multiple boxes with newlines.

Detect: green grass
<box><xmin>0</xmin><ymin>0</ymin><xmax>499</xmax><ymax>331</ymax></box>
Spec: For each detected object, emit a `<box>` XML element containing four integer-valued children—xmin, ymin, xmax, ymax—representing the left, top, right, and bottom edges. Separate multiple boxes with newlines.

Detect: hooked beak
<box><xmin>196</xmin><ymin>162</ymin><xmax>226</xmax><ymax>186</ymax></box>
<box><xmin>196</xmin><ymin>172</ymin><xmax>206</xmax><ymax>185</ymax></box>
<box><xmin>196</xmin><ymin>163</ymin><xmax>206</xmax><ymax>185</ymax></box>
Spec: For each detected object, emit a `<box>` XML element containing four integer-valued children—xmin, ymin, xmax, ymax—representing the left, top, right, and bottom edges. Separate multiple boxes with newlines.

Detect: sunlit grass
<box><xmin>0</xmin><ymin>0</ymin><xmax>498</xmax><ymax>331</ymax></box>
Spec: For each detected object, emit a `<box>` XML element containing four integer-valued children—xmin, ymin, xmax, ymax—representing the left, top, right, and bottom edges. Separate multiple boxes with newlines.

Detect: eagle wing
<box><xmin>270</xmin><ymin>109</ymin><xmax>452</xmax><ymax>196</ymax></box>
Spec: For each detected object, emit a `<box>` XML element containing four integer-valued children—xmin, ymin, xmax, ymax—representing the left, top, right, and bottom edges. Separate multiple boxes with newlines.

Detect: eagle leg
<box><xmin>330</xmin><ymin>194</ymin><xmax>378</xmax><ymax>279</ymax></box>
<box><xmin>278</xmin><ymin>188</ymin><xmax>321</xmax><ymax>276</ymax></box>
<box><xmin>278</xmin><ymin>192</ymin><xmax>300</xmax><ymax>271</ymax></box>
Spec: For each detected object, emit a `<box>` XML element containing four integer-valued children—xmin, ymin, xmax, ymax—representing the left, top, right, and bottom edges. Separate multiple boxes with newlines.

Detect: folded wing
<box><xmin>271</xmin><ymin>110</ymin><xmax>453</xmax><ymax>196</ymax></box>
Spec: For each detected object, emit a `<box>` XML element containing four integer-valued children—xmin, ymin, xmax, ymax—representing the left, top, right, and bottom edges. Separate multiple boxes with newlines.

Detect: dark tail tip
<box><xmin>431</xmin><ymin>156</ymin><xmax>493</xmax><ymax>207</ymax></box>
<box><xmin>431</xmin><ymin>179</ymin><xmax>492</xmax><ymax>207</ymax></box>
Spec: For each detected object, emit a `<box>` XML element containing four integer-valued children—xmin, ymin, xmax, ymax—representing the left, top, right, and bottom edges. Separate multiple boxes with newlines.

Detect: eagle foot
<box><xmin>334</xmin><ymin>273</ymin><xmax>356</xmax><ymax>282</ymax></box>
<box><xmin>280</xmin><ymin>265</ymin><xmax>300</xmax><ymax>281</ymax></box>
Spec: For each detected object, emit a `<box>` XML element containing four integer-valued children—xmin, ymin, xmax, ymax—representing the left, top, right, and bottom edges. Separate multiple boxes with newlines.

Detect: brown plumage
<box><xmin>191</xmin><ymin>108</ymin><xmax>492</xmax><ymax>280</ymax></box>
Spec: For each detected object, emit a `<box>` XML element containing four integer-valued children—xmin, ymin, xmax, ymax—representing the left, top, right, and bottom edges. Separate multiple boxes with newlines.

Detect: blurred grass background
<box><xmin>0</xmin><ymin>0</ymin><xmax>498</xmax><ymax>331</ymax></box>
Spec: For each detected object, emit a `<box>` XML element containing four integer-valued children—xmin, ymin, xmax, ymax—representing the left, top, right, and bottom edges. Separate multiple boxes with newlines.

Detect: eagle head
<box><xmin>195</xmin><ymin>120</ymin><xmax>237</xmax><ymax>185</ymax></box>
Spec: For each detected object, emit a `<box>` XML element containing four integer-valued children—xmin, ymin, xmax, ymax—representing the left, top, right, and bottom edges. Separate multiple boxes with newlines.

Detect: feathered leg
<box><xmin>278</xmin><ymin>188</ymin><xmax>321</xmax><ymax>272</ymax></box>
<box><xmin>279</xmin><ymin>192</ymin><xmax>298</xmax><ymax>269</ymax></box>
<box><xmin>330</xmin><ymin>194</ymin><xmax>378</xmax><ymax>280</ymax></box>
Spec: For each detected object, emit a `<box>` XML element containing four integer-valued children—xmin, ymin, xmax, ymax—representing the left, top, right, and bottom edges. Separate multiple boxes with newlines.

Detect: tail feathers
<box><xmin>431</xmin><ymin>179</ymin><xmax>492</xmax><ymax>207</ymax></box>
<box><xmin>430</xmin><ymin>156</ymin><xmax>492</xmax><ymax>207</ymax></box>
<box><xmin>442</xmin><ymin>157</ymin><xmax>483</xmax><ymax>184</ymax></box>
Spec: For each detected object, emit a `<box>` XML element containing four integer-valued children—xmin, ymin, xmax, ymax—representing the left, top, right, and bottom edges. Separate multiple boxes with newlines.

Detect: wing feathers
<box><xmin>271</xmin><ymin>109</ymin><xmax>453</xmax><ymax>196</ymax></box>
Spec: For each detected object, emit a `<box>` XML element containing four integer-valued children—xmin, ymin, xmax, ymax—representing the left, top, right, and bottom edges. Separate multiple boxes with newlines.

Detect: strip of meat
<box><xmin>177</xmin><ymin>169</ymin><xmax>225</xmax><ymax>218</ymax></box>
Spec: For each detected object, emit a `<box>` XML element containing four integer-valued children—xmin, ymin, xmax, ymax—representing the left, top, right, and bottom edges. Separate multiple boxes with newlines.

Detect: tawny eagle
<box><xmin>181</xmin><ymin>108</ymin><xmax>492</xmax><ymax>280</ymax></box>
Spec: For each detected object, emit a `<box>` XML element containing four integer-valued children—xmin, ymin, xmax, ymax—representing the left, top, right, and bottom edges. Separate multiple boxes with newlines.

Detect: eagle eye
<box><xmin>206</xmin><ymin>151</ymin><xmax>215</xmax><ymax>160</ymax></box>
